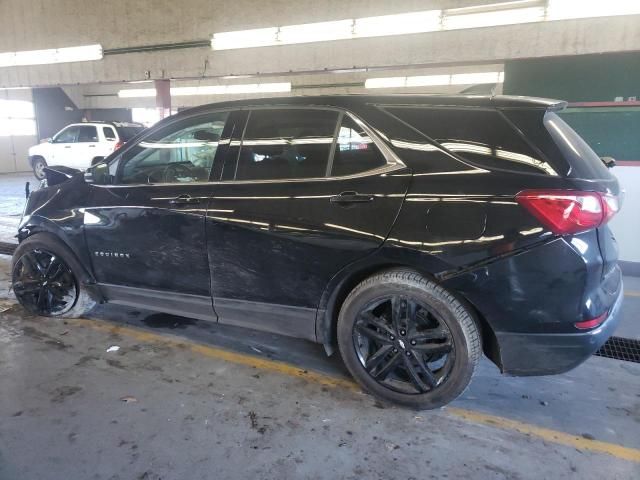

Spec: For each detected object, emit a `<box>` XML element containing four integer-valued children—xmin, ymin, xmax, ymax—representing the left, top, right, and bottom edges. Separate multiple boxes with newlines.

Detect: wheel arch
<box><xmin>17</xmin><ymin>217</ymin><xmax>96</xmax><ymax>287</ymax></box>
<box><xmin>315</xmin><ymin>252</ymin><xmax>502</xmax><ymax>370</ymax></box>
<box><xmin>29</xmin><ymin>154</ymin><xmax>46</xmax><ymax>168</ymax></box>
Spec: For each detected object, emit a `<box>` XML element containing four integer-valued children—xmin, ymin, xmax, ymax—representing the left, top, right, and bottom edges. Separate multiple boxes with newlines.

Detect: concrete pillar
<box><xmin>155</xmin><ymin>79</ymin><xmax>171</xmax><ymax>119</ymax></box>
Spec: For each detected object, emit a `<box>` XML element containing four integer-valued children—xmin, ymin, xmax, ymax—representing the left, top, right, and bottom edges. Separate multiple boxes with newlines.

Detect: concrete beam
<box><xmin>1</xmin><ymin>14</ymin><xmax>640</xmax><ymax>88</ymax></box>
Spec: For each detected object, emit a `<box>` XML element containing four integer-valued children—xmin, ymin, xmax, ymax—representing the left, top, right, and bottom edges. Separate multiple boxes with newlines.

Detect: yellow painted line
<box><xmin>447</xmin><ymin>408</ymin><xmax>640</xmax><ymax>464</ymax></box>
<box><xmin>624</xmin><ymin>291</ymin><xmax>640</xmax><ymax>298</ymax></box>
<box><xmin>69</xmin><ymin>317</ymin><xmax>640</xmax><ymax>464</ymax></box>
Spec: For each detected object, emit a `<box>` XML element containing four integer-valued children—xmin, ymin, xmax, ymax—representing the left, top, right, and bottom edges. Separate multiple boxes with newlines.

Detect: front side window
<box><xmin>331</xmin><ymin>115</ymin><xmax>386</xmax><ymax>176</ymax></box>
<box><xmin>235</xmin><ymin>109</ymin><xmax>339</xmax><ymax>181</ymax></box>
<box><xmin>118</xmin><ymin>112</ymin><xmax>229</xmax><ymax>184</ymax></box>
<box><xmin>77</xmin><ymin>126</ymin><xmax>98</xmax><ymax>143</ymax></box>
<box><xmin>53</xmin><ymin>126</ymin><xmax>79</xmax><ymax>143</ymax></box>
<box><xmin>386</xmin><ymin>107</ymin><xmax>557</xmax><ymax>176</ymax></box>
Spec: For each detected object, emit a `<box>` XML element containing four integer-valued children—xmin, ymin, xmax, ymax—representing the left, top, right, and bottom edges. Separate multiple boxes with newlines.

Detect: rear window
<box><xmin>117</xmin><ymin>126</ymin><xmax>144</xmax><ymax>141</ymax></box>
<box><xmin>385</xmin><ymin>107</ymin><xmax>559</xmax><ymax>176</ymax></box>
<box><xmin>543</xmin><ymin>112</ymin><xmax>611</xmax><ymax>179</ymax></box>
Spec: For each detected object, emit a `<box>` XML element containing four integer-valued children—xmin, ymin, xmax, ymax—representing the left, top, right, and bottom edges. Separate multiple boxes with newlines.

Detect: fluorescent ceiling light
<box><xmin>212</xmin><ymin>27</ymin><xmax>279</xmax><ymax>50</ymax></box>
<box><xmin>118</xmin><ymin>88</ymin><xmax>156</xmax><ymax>98</ymax></box>
<box><xmin>546</xmin><ymin>0</ymin><xmax>640</xmax><ymax>20</ymax></box>
<box><xmin>210</xmin><ymin>1</ymin><xmax>640</xmax><ymax>51</ymax></box>
<box><xmin>0</xmin><ymin>44</ymin><xmax>102</xmax><ymax>68</ymax></box>
<box><xmin>354</xmin><ymin>10</ymin><xmax>442</xmax><ymax>37</ymax></box>
<box><xmin>118</xmin><ymin>82</ymin><xmax>291</xmax><ymax>98</ymax></box>
<box><xmin>365</xmin><ymin>71</ymin><xmax>504</xmax><ymax>89</ymax></box>
<box><xmin>444</xmin><ymin>6</ymin><xmax>545</xmax><ymax>29</ymax></box>
<box><xmin>279</xmin><ymin>20</ymin><xmax>353</xmax><ymax>44</ymax></box>
<box><xmin>172</xmin><ymin>83</ymin><xmax>291</xmax><ymax>96</ymax></box>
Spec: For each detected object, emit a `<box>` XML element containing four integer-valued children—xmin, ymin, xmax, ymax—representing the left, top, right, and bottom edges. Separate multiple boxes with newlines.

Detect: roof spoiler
<box><xmin>547</xmin><ymin>101</ymin><xmax>568</xmax><ymax>112</ymax></box>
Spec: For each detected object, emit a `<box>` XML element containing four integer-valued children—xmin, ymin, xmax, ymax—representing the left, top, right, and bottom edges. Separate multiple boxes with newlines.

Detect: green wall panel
<box><xmin>503</xmin><ymin>52</ymin><xmax>640</xmax><ymax>102</ymax></box>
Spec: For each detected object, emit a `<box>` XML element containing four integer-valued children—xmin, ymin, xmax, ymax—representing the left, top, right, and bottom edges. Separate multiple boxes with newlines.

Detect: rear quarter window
<box><xmin>384</xmin><ymin>107</ymin><xmax>559</xmax><ymax>176</ymax></box>
<box><xmin>543</xmin><ymin>112</ymin><xmax>612</xmax><ymax>180</ymax></box>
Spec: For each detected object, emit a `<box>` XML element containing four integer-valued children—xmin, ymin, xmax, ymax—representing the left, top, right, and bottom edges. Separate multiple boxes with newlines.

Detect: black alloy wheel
<box><xmin>12</xmin><ymin>249</ymin><xmax>78</xmax><ymax>316</ymax></box>
<box><xmin>353</xmin><ymin>295</ymin><xmax>455</xmax><ymax>395</ymax></box>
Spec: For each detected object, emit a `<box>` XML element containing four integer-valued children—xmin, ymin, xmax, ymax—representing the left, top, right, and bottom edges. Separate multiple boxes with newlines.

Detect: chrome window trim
<box><xmin>96</xmin><ymin>106</ymin><xmax>406</xmax><ymax>189</ymax></box>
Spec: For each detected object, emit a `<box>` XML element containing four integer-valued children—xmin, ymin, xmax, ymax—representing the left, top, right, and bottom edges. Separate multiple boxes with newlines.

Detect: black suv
<box><xmin>12</xmin><ymin>95</ymin><xmax>623</xmax><ymax>409</ymax></box>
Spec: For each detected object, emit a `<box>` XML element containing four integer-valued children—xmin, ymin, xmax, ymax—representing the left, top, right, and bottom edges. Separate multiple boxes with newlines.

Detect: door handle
<box><xmin>89</xmin><ymin>145</ymin><xmax>96</xmax><ymax>148</ymax></box>
<box><xmin>64</xmin><ymin>146</ymin><xmax>72</xmax><ymax>148</ymax></box>
<box><xmin>169</xmin><ymin>194</ymin><xmax>202</xmax><ymax>205</ymax></box>
<box><xmin>330</xmin><ymin>191</ymin><xmax>374</xmax><ymax>205</ymax></box>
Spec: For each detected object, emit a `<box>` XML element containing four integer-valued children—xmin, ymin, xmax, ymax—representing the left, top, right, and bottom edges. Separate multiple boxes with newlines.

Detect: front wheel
<box><xmin>32</xmin><ymin>157</ymin><xmax>47</xmax><ymax>180</ymax></box>
<box><xmin>337</xmin><ymin>269</ymin><xmax>481</xmax><ymax>409</ymax></box>
<box><xmin>12</xmin><ymin>234</ymin><xmax>96</xmax><ymax>318</ymax></box>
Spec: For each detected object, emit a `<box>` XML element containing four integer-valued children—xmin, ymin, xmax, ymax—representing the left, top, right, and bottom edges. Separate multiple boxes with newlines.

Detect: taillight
<box><xmin>114</xmin><ymin>141</ymin><xmax>124</xmax><ymax>150</ymax></box>
<box><xmin>515</xmin><ymin>190</ymin><xmax>619</xmax><ymax>235</ymax></box>
<box><xmin>574</xmin><ymin>312</ymin><xmax>607</xmax><ymax>330</ymax></box>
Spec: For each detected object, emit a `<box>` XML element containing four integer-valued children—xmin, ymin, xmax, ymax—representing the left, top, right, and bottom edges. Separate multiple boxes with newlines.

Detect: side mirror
<box><xmin>601</xmin><ymin>156</ymin><xmax>616</xmax><ymax>169</ymax></box>
<box><xmin>86</xmin><ymin>162</ymin><xmax>110</xmax><ymax>184</ymax></box>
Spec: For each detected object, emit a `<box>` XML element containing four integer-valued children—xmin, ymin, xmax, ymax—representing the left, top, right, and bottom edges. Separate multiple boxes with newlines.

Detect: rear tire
<box><xmin>32</xmin><ymin>157</ymin><xmax>47</xmax><ymax>180</ymax></box>
<box><xmin>12</xmin><ymin>233</ymin><xmax>96</xmax><ymax>318</ymax></box>
<box><xmin>337</xmin><ymin>269</ymin><xmax>481</xmax><ymax>409</ymax></box>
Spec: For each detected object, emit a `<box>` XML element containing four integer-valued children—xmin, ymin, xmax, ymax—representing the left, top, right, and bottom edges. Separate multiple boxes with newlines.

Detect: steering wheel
<box><xmin>162</xmin><ymin>163</ymin><xmax>193</xmax><ymax>183</ymax></box>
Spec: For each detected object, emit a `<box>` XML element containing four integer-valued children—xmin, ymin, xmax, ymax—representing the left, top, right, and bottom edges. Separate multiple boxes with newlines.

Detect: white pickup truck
<box><xmin>28</xmin><ymin>121</ymin><xmax>145</xmax><ymax>179</ymax></box>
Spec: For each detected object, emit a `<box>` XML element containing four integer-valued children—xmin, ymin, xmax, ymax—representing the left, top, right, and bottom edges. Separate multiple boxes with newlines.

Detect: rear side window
<box><xmin>386</xmin><ymin>107</ymin><xmax>558</xmax><ymax>176</ymax></box>
<box><xmin>331</xmin><ymin>115</ymin><xmax>386</xmax><ymax>176</ymax></box>
<box><xmin>544</xmin><ymin>112</ymin><xmax>611</xmax><ymax>179</ymax></box>
<box><xmin>103</xmin><ymin>127</ymin><xmax>116</xmax><ymax>140</ymax></box>
<box><xmin>77</xmin><ymin>126</ymin><xmax>98</xmax><ymax>143</ymax></box>
<box><xmin>235</xmin><ymin>109</ymin><xmax>339</xmax><ymax>181</ymax></box>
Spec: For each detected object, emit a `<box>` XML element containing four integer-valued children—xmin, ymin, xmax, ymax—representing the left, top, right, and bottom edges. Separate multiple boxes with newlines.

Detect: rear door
<box><xmin>83</xmin><ymin>110</ymin><xmax>234</xmax><ymax>320</ymax></box>
<box><xmin>206</xmin><ymin>108</ymin><xmax>410</xmax><ymax>340</ymax></box>
<box><xmin>75</xmin><ymin>125</ymin><xmax>100</xmax><ymax>169</ymax></box>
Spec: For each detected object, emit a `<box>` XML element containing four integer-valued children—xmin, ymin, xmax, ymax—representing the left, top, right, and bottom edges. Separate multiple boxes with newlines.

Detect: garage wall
<box><xmin>1</xmin><ymin>1</ymin><xmax>640</xmax><ymax>87</ymax></box>
<box><xmin>0</xmin><ymin>88</ymin><xmax>36</xmax><ymax>174</ymax></box>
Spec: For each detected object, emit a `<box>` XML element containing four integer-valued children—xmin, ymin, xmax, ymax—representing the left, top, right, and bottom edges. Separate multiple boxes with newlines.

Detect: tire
<box><xmin>337</xmin><ymin>269</ymin><xmax>481</xmax><ymax>409</ymax></box>
<box><xmin>32</xmin><ymin>157</ymin><xmax>47</xmax><ymax>180</ymax></box>
<box><xmin>91</xmin><ymin>156</ymin><xmax>104</xmax><ymax>166</ymax></box>
<box><xmin>12</xmin><ymin>233</ymin><xmax>96</xmax><ymax>318</ymax></box>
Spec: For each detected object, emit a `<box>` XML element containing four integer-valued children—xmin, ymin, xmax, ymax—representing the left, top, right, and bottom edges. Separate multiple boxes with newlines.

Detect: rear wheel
<box><xmin>12</xmin><ymin>234</ymin><xmax>96</xmax><ymax>318</ymax></box>
<box><xmin>32</xmin><ymin>157</ymin><xmax>47</xmax><ymax>180</ymax></box>
<box><xmin>337</xmin><ymin>269</ymin><xmax>481</xmax><ymax>409</ymax></box>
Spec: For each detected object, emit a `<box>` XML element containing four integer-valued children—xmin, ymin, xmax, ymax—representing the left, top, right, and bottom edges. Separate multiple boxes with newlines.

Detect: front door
<box><xmin>50</xmin><ymin>125</ymin><xmax>80</xmax><ymax>166</ymax></box>
<box><xmin>83</xmin><ymin>111</ymin><xmax>233</xmax><ymax>320</ymax></box>
<box><xmin>207</xmin><ymin>108</ymin><xmax>410</xmax><ymax>340</ymax></box>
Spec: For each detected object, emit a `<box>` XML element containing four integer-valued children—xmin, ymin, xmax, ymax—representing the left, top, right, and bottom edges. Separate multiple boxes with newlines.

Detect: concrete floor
<box><xmin>1</xmin><ymin>255</ymin><xmax>639</xmax><ymax>480</ymax></box>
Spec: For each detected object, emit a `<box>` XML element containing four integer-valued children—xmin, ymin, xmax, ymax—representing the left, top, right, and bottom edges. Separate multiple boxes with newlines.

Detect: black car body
<box><xmin>13</xmin><ymin>95</ymin><xmax>623</xmax><ymax>408</ymax></box>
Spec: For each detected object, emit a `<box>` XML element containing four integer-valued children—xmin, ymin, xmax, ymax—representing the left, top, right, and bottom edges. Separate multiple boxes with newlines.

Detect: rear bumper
<box><xmin>496</xmin><ymin>284</ymin><xmax>623</xmax><ymax>376</ymax></box>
